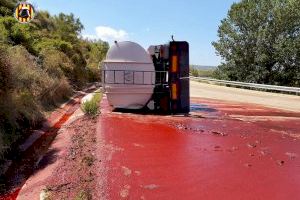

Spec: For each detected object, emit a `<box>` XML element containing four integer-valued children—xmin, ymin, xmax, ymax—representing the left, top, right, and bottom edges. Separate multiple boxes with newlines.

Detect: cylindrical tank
<box><xmin>102</xmin><ymin>41</ymin><xmax>155</xmax><ymax>109</ymax></box>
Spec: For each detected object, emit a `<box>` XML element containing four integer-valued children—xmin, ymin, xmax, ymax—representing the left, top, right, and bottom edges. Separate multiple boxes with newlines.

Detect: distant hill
<box><xmin>190</xmin><ymin>65</ymin><xmax>217</xmax><ymax>70</ymax></box>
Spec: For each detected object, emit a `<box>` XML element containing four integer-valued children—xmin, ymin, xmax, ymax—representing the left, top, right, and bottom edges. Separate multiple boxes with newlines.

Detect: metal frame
<box><xmin>102</xmin><ymin>69</ymin><xmax>168</xmax><ymax>86</ymax></box>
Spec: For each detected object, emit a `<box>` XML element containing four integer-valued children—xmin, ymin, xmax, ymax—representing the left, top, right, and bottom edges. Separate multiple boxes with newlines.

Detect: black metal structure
<box><xmin>169</xmin><ymin>41</ymin><xmax>190</xmax><ymax>113</ymax></box>
<box><xmin>150</xmin><ymin>41</ymin><xmax>190</xmax><ymax>114</ymax></box>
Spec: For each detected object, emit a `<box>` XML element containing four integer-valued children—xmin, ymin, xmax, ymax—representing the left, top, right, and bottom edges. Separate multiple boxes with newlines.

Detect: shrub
<box><xmin>81</xmin><ymin>92</ymin><xmax>102</xmax><ymax>116</ymax></box>
<box><xmin>8</xmin><ymin>46</ymin><xmax>53</xmax><ymax>97</ymax></box>
<box><xmin>39</xmin><ymin>48</ymin><xmax>74</xmax><ymax>78</ymax></box>
<box><xmin>0</xmin><ymin>9</ymin><xmax>109</xmax><ymax>165</ymax></box>
<box><xmin>0</xmin><ymin>46</ymin><xmax>17</xmax><ymax>161</ymax></box>
<box><xmin>7</xmin><ymin>46</ymin><xmax>72</xmax><ymax>106</ymax></box>
<box><xmin>33</xmin><ymin>38</ymin><xmax>73</xmax><ymax>55</ymax></box>
<box><xmin>86</xmin><ymin>66</ymin><xmax>100</xmax><ymax>82</ymax></box>
<box><xmin>190</xmin><ymin>67</ymin><xmax>200</xmax><ymax>77</ymax></box>
<box><xmin>190</xmin><ymin>67</ymin><xmax>215</xmax><ymax>78</ymax></box>
<box><xmin>0</xmin><ymin>0</ymin><xmax>17</xmax><ymax>17</ymax></box>
<box><xmin>40</xmin><ymin>77</ymin><xmax>72</xmax><ymax>108</ymax></box>
<box><xmin>0</xmin><ymin>22</ymin><xmax>8</xmax><ymax>42</ymax></box>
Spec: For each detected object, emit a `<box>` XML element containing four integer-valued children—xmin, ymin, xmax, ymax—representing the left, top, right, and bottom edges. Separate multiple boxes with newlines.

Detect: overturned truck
<box><xmin>102</xmin><ymin>40</ymin><xmax>189</xmax><ymax>114</ymax></box>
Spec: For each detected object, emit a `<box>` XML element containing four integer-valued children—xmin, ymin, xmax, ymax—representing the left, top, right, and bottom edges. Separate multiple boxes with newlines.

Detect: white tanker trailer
<box><xmin>102</xmin><ymin>40</ymin><xmax>190</xmax><ymax>114</ymax></box>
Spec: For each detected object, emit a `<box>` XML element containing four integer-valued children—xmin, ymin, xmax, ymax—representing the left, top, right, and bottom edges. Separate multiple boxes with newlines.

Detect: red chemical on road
<box><xmin>0</xmin><ymin>94</ymin><xmax>84</xmax><ymax>200</ymax></box>
<box><xmin>99</xmin><ymin>97</ymin><xmax>300</xmax><ymax>200</ymax></box>
<box><xmin>0</xmin><ymin>189</ymin><xmax>20</xmax><ymax>200</ymax></box>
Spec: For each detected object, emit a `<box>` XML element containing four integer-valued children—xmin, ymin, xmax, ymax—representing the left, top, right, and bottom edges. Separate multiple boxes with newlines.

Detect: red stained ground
<box><xmin>99</xmin><ymin>97</ymin><xmax>300</xmax><ymax>200</ymax></box>
<box><xmin>0</xmin><ymin>94</ymin><xmax>84</xmax><ymax>200</ymax></box>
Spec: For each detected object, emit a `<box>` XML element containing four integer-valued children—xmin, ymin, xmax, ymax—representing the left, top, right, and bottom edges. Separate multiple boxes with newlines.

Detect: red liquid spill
<box><xmin>0</xmin><ymin>189</ymin><xmax>20</xmax><ymax>200</ymax></box>
<box><xmin>99</xmin><ymin>97</ymin><xmax>300</xmax><ymax>200</ymax></box>
<box><xmin>0</xmin><ymin>96</ymin><xmax>84</xmax><ymax>199</ymax></box>
<box><xmin>53</xmin><ymin>113</ymin><xmax>72</xmax><ymax>129</ymax></box>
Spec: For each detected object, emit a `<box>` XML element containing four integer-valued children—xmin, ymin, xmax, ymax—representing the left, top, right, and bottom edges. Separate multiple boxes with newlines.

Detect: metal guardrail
<box><xmin>190</xmin><ymin>76</ymin><xmax>300</xmax><ymax>95</ymax></box>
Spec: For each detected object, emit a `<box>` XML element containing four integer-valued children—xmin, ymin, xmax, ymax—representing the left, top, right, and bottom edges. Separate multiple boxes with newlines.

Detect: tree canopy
<box><xmin>212</xmin><ymin>0</ymin><xmax>300</xmax><ymax>87</ymax></box>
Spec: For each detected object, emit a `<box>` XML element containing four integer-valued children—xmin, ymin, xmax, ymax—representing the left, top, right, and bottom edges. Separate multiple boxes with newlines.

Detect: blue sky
<box><xmin>31</xmin><ymin>0</ymin><xmax>236</xmax><ymax>66</ymax></box>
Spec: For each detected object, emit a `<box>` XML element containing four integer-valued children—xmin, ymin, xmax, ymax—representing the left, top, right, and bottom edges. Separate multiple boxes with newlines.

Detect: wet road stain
<box><xmin>190</xmin><ymin>103</ymin><xmax>218</xmax><ymax>112</ymax></box>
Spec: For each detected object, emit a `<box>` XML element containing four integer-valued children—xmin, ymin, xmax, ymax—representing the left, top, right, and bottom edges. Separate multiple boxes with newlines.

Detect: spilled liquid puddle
<box><xmin>171</xmin><ymin>121</ymin><xmax>228</xmax><ymax>137</ymax></box>
<box><xmin>0</xmin><ymin>96</ymin><xmax>83</xmax><ymax>199</ymax></box>
<box><xmin>189</xmin><ymin>103</ymin><xmax>220</xmax><ymax>119</ymax></box>
<box><xmin>190</xmin><ymin>104</ymin><xmax>218</xmax><ymax>113</ymax></box>
<box><xmin>172</xmin><ymin>122</ymin><xmax>205</xmax><ymax>132</ymax></box>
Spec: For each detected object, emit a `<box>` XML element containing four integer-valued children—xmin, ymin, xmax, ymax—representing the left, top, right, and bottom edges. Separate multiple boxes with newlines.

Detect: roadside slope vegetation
<box><xmin>0</xmin><ymin>0</ymin><xmax>108</xmax><ymax>163</ymax></box>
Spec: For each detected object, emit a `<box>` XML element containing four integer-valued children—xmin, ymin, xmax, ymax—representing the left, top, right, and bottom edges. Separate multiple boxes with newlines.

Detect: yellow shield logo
<box><xmin>14</xmin><ymin>2</ymin><xmax>35</xmax><ymax>23</ymax></box>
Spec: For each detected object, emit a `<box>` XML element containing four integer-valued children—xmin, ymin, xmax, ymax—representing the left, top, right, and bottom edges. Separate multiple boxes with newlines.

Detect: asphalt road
<box><xmin>12</xmin><ymin>82</ymin><xmax>300</xmax><ymax>200</ymax></box>
<box><xmin>190</xmin><ymin>81</ymin><xmax>300</xmax><ymax>112</ymax></box>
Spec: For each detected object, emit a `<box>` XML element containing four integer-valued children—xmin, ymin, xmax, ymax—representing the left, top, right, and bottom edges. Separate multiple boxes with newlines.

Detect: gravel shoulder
<box><xmin>17</xmin><ymin>114</ymin><xmax>100</xmax><ymax>200</ymax></box>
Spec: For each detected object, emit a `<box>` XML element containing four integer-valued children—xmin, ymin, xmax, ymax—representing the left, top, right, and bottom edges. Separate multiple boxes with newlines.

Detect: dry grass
<box><xmin>40</xmin><ymin>78</ymin><xmax>72</xmax><ymax>109</ymax></box>
<box><xmin>75</xmin><ymin>189</ymin><xmax>92</xmax><ymax>200</ymax></box>
<box><xmin>0</xmin><ymin>45</ymin><xmax>72</xmax><ymax>163</ymax></box>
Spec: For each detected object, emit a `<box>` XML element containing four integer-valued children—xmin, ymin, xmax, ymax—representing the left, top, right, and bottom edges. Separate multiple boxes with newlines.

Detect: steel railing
<box><xmin>102</xmin><ymin>70</ymin><xmax>168</xmax><ymax>85</ymax></box>
<box><xmin>190</xmin><ymin>76</ymin><xmax>300</xmax><ymax>95</ymax></box>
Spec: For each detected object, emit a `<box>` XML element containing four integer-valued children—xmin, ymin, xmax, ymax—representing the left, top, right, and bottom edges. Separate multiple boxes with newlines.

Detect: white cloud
<box><xmin>82</xmin><ymin>26</ymin><xmax>128</xmax><ymax>44</ymax></box>
<box><xmin>95</xmin><ymin>26</ymin><xmax>128</xmax><ymax>42</ymax></box>
<box><xmin>82</xmin><ymin>34</ymin><xmax>98</xmax><ymax>40</ymax></box>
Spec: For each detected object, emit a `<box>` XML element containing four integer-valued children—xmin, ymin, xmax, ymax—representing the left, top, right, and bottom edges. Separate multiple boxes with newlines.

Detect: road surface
<box><xmin>190</xmin><ymin>81</ymin><xmax>300</xmax><ymax>112</ymax></box>
<box><xmin>95</xmin><ymin>88</ymin><xmax>300</xmax><ymax>199</ymax></box>
<box><xmin>14</xmin><ymin>81</ymin><xmax>300</xmax><ymax>200</ymax></box>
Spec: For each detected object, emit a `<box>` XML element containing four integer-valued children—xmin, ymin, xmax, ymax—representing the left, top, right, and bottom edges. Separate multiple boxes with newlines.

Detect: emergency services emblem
<box><xmin>14</xmin><ymin>2</ymin><xmax>35</xmax><ymax>23</ymax></box>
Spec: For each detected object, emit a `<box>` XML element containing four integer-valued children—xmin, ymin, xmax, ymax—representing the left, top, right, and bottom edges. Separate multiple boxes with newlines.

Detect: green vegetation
<box><xmin>190</xmin><ymin>67</ymin><xmax>215</xmax><ymax>77</ymax></box>
<box><xmin>0</xmin><ymin>1</ymin><xmax>108</xmax><ymax>163</ymax></box>
<box><xmin>81</xmin><ymin>93</ymin><xmax>102</xmax><ymax>116</ymax></box>
<box><xmin>213</xmin><ymin>0</ymin><xmax>300</xmax><ymax>87</ymax></box>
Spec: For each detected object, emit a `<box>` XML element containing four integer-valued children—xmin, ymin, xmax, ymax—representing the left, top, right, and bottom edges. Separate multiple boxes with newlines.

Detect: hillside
<box><xmin>0</xmin><ymin>0</ymin><xmax>108</xmax><ymax>164</ymax></box>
